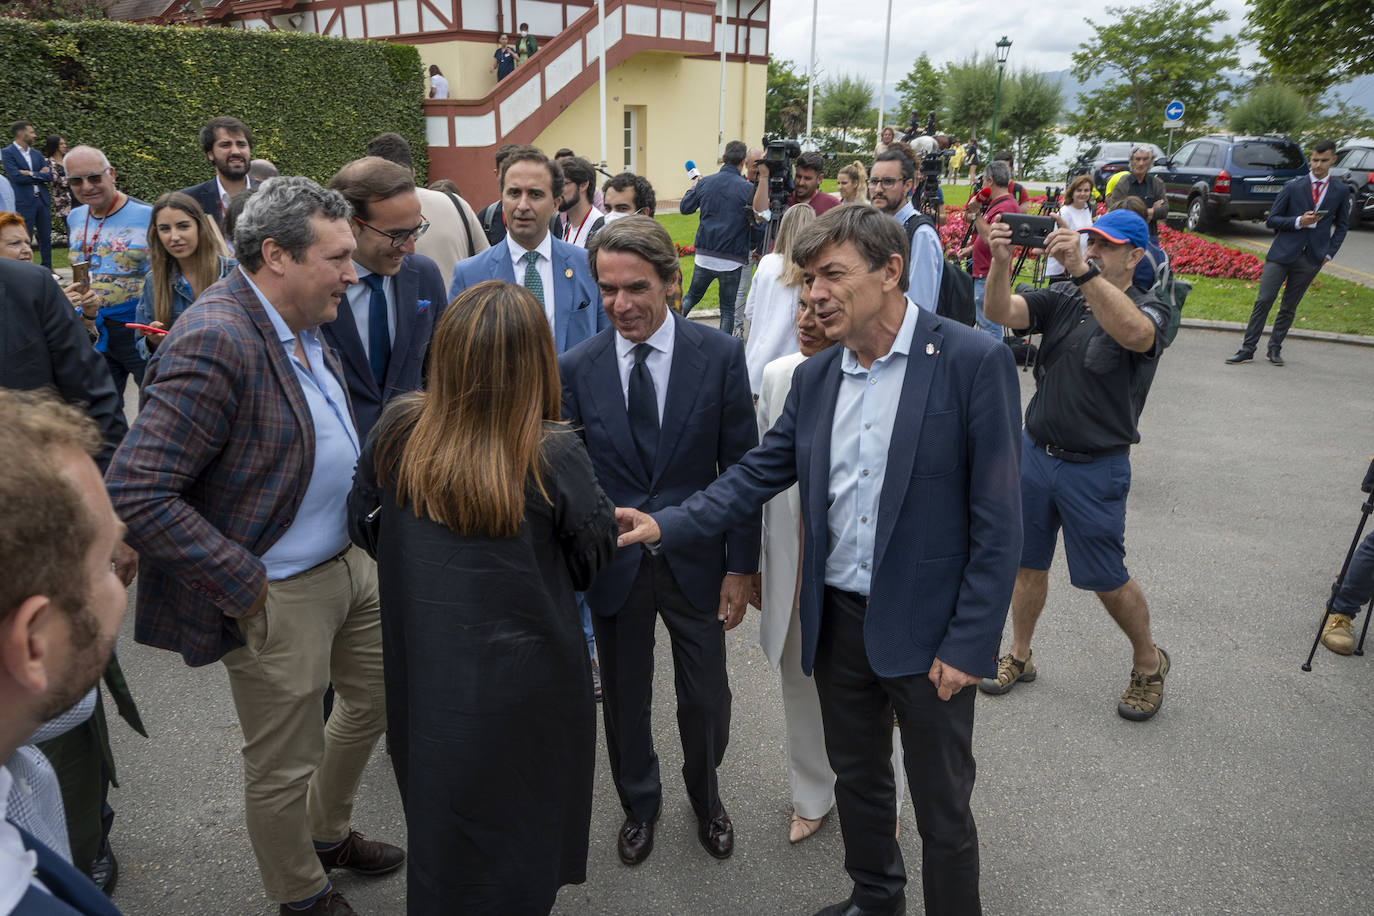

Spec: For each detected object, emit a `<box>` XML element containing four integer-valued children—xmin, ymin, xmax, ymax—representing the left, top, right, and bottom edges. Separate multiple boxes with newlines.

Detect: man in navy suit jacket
<box><xmin>4</xmin><ymin>121</ymin><xmax>53</xmax><ymax>269</ymax></box>
<box><xmin>323</xmin><ymin>156</ymin><xmax>448</xmax><ymax>442</ymax></box>
<box><xmin>561</xmin><ymin>216</ymin><xmax>759</xmax><ymax>868</ymax></box>
<box><xmin>449</xmin><ymin>146</ymin><xmax>606</xmax><ymax>352</ymax></box>
<box><xmin>1227</xmin><ymin>139</ymin><xmax>1350</xmax><ymax>367</ymax></box>
<box><xmin>0</xmin><ymin>388</ymin><xmax>129</xmax><ymax>915</ymax></box>
<box><xmin>180</xmin><ymin>116</ymin><xmax>255</xmax><ymax>229</ymax></box>
<box><xmin>618</xmin><ymin>205</ymin><xmax>1022</xmax><ymax>915</ymax></box>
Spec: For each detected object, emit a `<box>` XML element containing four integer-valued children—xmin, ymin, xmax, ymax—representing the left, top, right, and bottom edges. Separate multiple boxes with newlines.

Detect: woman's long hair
<box><xmin>775</xmin><ymin>203</ymin><xmax>816</xmax><ymax>288</ymax></box>
<box><xmin>839</xmin><ymin>160</ymin><xmax>869</xmax><ymax>206</ymax></box>
<box><xmin>374</xmin><ymin>280</ymin><xmax>562</xmax><ymax>537</ymax></box>
<box><xmin>146</xmin><ymin>191</ymin><xmax>228</xmax><ymax>327</ymax></box>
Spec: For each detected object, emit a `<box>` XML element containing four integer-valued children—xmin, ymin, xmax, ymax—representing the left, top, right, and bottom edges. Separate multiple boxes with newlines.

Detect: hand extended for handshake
<box><xmin>614</xmin><ymin>507</ymin><xmax>978</xmax><ymax>698</ymax></box>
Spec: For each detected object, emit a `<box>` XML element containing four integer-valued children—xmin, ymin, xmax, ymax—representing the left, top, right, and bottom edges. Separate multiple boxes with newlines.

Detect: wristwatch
<box><xmin>1070</xmin><ymin>263</ymin><xmax>1100</xmax><ymax>286</ymax></box>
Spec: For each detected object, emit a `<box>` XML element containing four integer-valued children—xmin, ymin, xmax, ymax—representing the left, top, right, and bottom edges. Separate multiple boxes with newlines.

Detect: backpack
<box><xmin>1142</xmin><ymin>248</ymin><xmax>1189</xmax><ymax>346</ymax></box>
<box><xmin>479</xmin><ymin>201</ymin><xmax>505</xmax><ymax>245</ymax></box>
<box><xmin>904</xmin><ymin>213</ymin><xmax>976</xmax><ymax>327</ymax></box>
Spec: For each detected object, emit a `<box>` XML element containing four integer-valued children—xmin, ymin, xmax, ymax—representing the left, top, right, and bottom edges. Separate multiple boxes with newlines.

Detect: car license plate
<box><xmin>1253</xmin><ymin>184</ymin><xmax>1283</xmax><ymax>194</ymax></box>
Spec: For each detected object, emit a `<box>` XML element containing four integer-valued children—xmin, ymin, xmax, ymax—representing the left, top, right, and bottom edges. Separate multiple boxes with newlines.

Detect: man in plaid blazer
<box><xmin>106</xmin><ymin>177</ymin><xmax>403</xmax><ymax>916</ymax></box>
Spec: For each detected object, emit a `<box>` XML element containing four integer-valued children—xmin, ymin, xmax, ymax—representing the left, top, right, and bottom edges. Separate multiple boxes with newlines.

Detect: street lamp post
<box><xmin>988</xmin><ymin>36</ymin><xmax>1012</xmax><ymax>162</ymax></box>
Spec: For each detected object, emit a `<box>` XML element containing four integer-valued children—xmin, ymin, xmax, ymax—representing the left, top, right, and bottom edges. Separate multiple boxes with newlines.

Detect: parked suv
<box><xmin>1067</xmin><ymin>141</ymin><xmax>1165</xmax><ymax>196</ymax></box>
<box><xmin>1330</xmin><ymin>138</ymin><xmax>1374</xmax><ymax>229</ymax></box>
<box><xmin>1152</xmin><ymin>134</ymin><xmax>1306</xmax><ymax>231</ymax></box>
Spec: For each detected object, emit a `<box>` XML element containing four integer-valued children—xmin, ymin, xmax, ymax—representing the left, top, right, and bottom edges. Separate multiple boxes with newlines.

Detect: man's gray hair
<box><xmin>790</xmin><ymin>203</ymin><xmax>910</xmax><ymax>294</ymax></box>
<box><xmin>64</xmin><ymin>145</ymin><xmax>111</xmax><ymax>169</ymax></box>
<box><xmin>587</xmin><ymin>215</ymin><xmax>679</xmax><ymax>286</ymax></box>
<box><xmin>1131</xmin><ymin>144</ymin><xmax>1155</xmax><ymax>159</ymax></box>
<box><xmin>985</xmin><ymin>159</ymin><xmax>1011</xmax><ymax>189</ymax></box>
<box><xmin>234</xmin><ymin>176</ymin><xmax>352</xmax><ymax>273</ymax></box>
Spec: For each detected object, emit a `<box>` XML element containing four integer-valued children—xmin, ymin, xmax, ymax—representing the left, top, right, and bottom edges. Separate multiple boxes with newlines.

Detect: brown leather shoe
<box><xmin>315</xmin><ymin>830</ymin><xmax>405</xmax><ymax>876</ymax></box>
<box><xmin>698</xmin><ymin>808</ymin><xmax>734</xmax><ymax>859</ymax></box>
<box><xmin>617</xmin><ymin>817</ymin><xmax>655</xmax><ymax>866</ymax></box>
<box><xmin>592</xmin><ymin>657</ymin><xmax>603</xmax><ymax>702</ymax></box>
<box><xmin>279</xmin><ymin>889</ymin><xmax>357</xmax><ymax>915</ymax></box>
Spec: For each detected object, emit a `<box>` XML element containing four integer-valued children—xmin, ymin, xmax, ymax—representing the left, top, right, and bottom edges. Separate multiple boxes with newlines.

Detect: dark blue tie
<box><xmin>628</xmin><ymin>343</ymin><xmax>659</xmax><ymax>477</ymax></box>
<box><xmin>364</xmin><ymin>273</ymin><xmax>390</xmax><ymax>387</ymax></box>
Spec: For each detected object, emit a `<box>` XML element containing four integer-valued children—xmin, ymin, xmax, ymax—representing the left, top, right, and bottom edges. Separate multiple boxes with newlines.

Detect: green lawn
<box><xmin>657</xmin><ymin>212</ymin><xmax>721</xmax><ymax>314</ymax></box>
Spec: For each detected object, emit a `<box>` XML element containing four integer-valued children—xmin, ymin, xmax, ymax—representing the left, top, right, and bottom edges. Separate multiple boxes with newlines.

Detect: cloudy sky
<box><xmin>763</xmin><ymin>0</ymin><xmax>1255</xmax><ymax>98</ymax></box>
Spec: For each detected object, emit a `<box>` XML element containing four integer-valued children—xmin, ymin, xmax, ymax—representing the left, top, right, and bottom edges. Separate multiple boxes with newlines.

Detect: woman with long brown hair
<box><xmin>134</xmin><ymin>190</ymin><xmax>233</xmax><ymax>357</ymax></box>
<box><xmin>347</xmin><ymin>279</ymin><xmax>616</xmax><ymax>915</ymax></box>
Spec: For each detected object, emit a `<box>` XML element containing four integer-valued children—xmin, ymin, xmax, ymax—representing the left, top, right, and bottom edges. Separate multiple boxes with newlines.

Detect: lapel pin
<box><xmin>416</xmin><ymin>299</ymin><xmax>430</xmax><ymax>314</ymax></box>
<box><xmin>565</xmin><ymin>268</ymin><xmax>574</xmax><ymax>278</ymax></box>
<box><xmin>925</xmin><ymin>343</ymin><xmax>935</xmax><ymax>356</ymax></box>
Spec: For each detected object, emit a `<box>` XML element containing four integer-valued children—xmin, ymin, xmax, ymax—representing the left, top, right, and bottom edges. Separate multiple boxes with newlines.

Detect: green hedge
<box><xmin>0</xmin><ymin>19</ymin><xmax>426</xmax><ymax>203</ymax></box>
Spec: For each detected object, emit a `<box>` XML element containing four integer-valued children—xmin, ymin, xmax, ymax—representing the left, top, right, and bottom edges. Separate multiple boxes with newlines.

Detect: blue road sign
<box><xmin>1165</xmin><ymin>100</ymin><xmax>1185</xmax><ymax>121</ymax></box>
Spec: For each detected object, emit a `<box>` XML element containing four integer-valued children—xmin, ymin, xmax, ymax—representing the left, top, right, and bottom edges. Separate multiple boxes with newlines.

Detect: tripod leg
<box><xmin>1305</xmin><ymin>500</ymin><xmax>1374</xmax><ymax>670</ymax></box>
<box><xmin>1357</xmin><ymin>595</ymin><xmax>1374</xmax><ymax>656</ymax></box>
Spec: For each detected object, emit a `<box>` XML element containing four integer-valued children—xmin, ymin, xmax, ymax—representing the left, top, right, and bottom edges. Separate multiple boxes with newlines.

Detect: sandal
<box><xmin>789</xmin><ymin>812</ymin><xmax>825</xmax><ymax>844</ymax></box>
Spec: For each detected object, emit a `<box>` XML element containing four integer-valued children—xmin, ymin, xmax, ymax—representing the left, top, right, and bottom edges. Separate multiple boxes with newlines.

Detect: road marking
<box><xmin>1220</xmin><ymin>235</ymin><xmax>1374</xmax><ymax>285</ymax></box>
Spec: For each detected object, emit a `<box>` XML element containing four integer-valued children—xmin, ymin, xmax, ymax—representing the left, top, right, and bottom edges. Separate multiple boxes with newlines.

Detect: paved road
<box><xmin>1214</xmin><ymin>217</ymin><xmax>1374</xmax><ymax>289</ymax></box>
<box><xmin>102</xmin><ymin>325</ymin><xmax>1374</xmax><ymax>915</ymax></box>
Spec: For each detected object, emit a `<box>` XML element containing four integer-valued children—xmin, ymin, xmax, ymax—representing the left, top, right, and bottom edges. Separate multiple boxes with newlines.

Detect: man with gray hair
<box><xmin>1106</xmin><ymin>145</ymin><xmax>1168</xmax><ymax>236</ymax></box>
<box><xmin>107</xmin><ymin>176</ymin><xmax>403</xmax><ymax>916</ymax></box>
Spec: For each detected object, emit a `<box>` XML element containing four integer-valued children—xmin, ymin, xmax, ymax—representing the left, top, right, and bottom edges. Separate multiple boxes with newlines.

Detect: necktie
<box><xmin>627</xmin><ymin>343</ymin><xmax>659</xmax><ymax>476</ymax></box>
<box><xmin>1312</xmin><ymin>179</ymin><xmax>1324</xmax><ymax>207</ymax></box>
<box><xmin>364</xmin><ymin>273</ymin><xmax>390</xmax><ymax>387</ymax></box>
<box><xmin>523</xmin><ymin>250</ymin><xmax>545</xmax><ymax>306</ymax></box>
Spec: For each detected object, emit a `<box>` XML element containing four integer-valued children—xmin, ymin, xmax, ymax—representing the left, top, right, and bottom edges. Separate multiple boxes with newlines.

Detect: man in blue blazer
<box><xmin>618</xmin><ymin>205</ymin><xmax>1022</xmax><ymax>916</ymax></box>
<box><xmin>180</xmin><ymin>116</ymin><xmax>255</xmax><ymax>229</ymax></box>
<box><xmin>4</xmin><ymin>121</ymin><xmax>53</xmax><ymax>269</ymax></box>
<box><xmin>323</xmin><ymin>156</ymin><xmax>448</xmax><ymax>442</ymax></box>
<box><xmin>1227</xmin><ymin>139</ymin><xmax>1350</xmax><ymax>367</ymax></box>
<box><xmin>561</xmin><ymin>216</ymin><xmax>759</xmax><ymax>868</ymax></box>
<box><xmin>449</xmin><ymin>146</ymin><xmax>606</xmax><ymax>352</ymax></box>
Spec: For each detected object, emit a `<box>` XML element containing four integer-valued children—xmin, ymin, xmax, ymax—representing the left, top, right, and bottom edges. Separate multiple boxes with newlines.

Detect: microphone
<box><xmin>685</xmin><ymin>160</ymin><xmax>701</xmax><ymax>181</ymax></box>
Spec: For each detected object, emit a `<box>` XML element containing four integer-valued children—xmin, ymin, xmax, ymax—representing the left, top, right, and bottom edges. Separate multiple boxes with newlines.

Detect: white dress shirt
<box><xmin>613</xmin><ymin>311</ymin><xmax>675</xmax><ymax>423</ymax></box>
<box><xmin>215</xmin><ymin>175</ymin><xmax>252</xmax><ymax>216</ymax></box>
<box><xmin>0</xmin><ymin>766</ymin><xmax>44</xmax><ymax>913</ymax></box>
<box><xmin>1297</xmin><ymin>177</ymin><xmax>1330</xmax><ymax>229</ymax></box>
<box><xmin>507</xmin><ymin>232</ymin><xmax>556</xmax><ymax>330</ymax></box>
<box><xmin>563</xmin><ymin>206</ymin><xmax>604</xmax><ymax>248</ymax></box>
<box><xmin>344</xmin><ymin>262</ymin><xmax>397</xmax><ymax>360</ymax></box>
<box><xmin>825</xmin><ymin>300</ymin><xmax>920</xmax><ymax>595</ymax></box>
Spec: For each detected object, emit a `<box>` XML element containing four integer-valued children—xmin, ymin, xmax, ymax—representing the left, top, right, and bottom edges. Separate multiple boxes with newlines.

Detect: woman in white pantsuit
<box><xmin>755</xmin><ymin>299</ymin><xmax>905</xmax><ymax>845</ymax></box>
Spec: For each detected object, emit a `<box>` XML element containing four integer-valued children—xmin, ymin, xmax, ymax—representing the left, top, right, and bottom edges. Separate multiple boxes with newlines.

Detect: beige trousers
<box><xmin>221</xmin><ymin>545</ymin><xmax>387</xmax><ymax>903</ymax></box>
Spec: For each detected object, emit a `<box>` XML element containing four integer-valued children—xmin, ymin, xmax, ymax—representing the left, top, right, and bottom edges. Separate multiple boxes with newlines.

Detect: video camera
<box><xmin>763</xmin><ymin>139</ymin><xmax>800</xmax><ymax>212</ymax></box>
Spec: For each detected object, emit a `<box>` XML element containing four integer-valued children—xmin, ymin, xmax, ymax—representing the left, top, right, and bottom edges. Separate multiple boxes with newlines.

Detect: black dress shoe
<box><xmin>592</xmin><ymin>657</ymin><xmax>603</xmax><ymax>702</ymax></box>
<box><xmin>315</xmin><ymin>830</ymin><xmax>405</xmax><ymax>876</ymax></box>
<box><xmin>1225</xmin><ymin>350</ymin><xmax>1254</xmax><ymax>364</ymax></box>
<box><xmin>90</xmin><ymin>841</ymin><xmax>117</xmax><ymax>896</ymax></box>
<box><xmin>1267</xmin><ymin>350</ymin><xmax>1285</xmax><ymax>366</ymax></box>
<box><xmin>279</xmin><ymin>889</ymin><xmax>357</xmax><ymax>915</ymax></box>
<box><xmin>812</xmin><ymin>898</ymin><xmax>906</xmax><ymax>916</ymax></box>
<box><xmin>617</xmin><ymin>817</ymin><xmax>655</xmax><ymax>866</ymax></box>
<box><xmin>698</xmin><ymin>809</ymin><xmax>734</xmax><ymax>859</ymax></box>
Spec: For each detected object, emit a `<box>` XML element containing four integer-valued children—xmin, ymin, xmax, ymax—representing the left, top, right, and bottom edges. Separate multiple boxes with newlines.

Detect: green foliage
<box><xmin>1226</xmin><ymin>82</ymin><xmax>1308</xmax><ymax>136</ymax></box>
<box><xmin>1248</xmin><ymin>0</ymin><xmax>1374</xmax><ymax>97</ymax></box>
<box><xmin>1299</xmin><ymin>97</ymin><xmax>1374</xmax><ymax>150</ymax></box>
<box><xmin>1067</xmin><ymin>0</ymin><xmax>1238</xmax><ymax>147</ymax></box>
<box><xmin>0</xmin><ymin>20</ymin><xmax>426</xmax><ymax>203</ymax></box>
<box><xmin>894</xmin><ymin>54</ymin><xmax>941</xmax><ymax>129</ymax></box>
<box><xmin>943</xmin><ymin>55</ymin><xmax>998</xmax><ymax>144</ymax></box>
<box><xmin>1002</xmin><ymin>71</ymin><xmax>1062</xmax><ymax>177</ymax></box>
<box><xmin>818</xmin><ymin>73</ymin><xmax>875</xmax><ymax>146</ymax></box>
<box><xmin>765</xmin><ymin>56</ymin><xmax>811</xmax><ymax>140</ymax></box>
<box><xmin>0</xmin><ymin>0</ymin><xmax>104</xmax><ymax>19</ymax></box>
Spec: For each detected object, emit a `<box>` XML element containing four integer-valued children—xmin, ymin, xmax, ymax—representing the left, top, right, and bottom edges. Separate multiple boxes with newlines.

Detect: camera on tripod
<box><xmin>763</xmin><ymin>139</ymin><xmax>800</xmax><ymax>210</ymax></box>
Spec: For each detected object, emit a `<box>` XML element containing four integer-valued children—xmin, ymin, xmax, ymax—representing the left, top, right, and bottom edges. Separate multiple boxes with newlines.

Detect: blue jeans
<box><xmin>682</xmin><ymin>264</ymin><xmax>744</xmax><ymax>334</ymax></box>
<box><xmin>1334</xmin><ymin>529</ymin><xmax>1374</xmax><ymax>619</ymax></box>
<box><xmin>972</xmin><ymin>276</ymin><xmax>1003</xmax><ymax>341</ymax></box>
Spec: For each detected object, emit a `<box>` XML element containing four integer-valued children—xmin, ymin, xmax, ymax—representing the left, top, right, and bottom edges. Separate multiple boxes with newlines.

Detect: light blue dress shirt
<box><xmin>824</xmin><ymin>300</ymin><xmax>920</xmax><ymax>595</ymax></box>
<box><xmin>894</xmin><ymin>199</ymin><xmax>944</xmax><ymax>314</ymax></box>
<box><xmin>0</xmin><ymin>173</ymin><xmax>14</xmax><ymax>214</ymax></box>
<box><xmin>243</xmin><ymin>275</ymin><xmax>359</xmax><ymax>580</ymax></box>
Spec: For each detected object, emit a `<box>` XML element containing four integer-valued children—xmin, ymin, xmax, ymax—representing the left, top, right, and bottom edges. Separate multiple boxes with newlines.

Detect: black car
<box><xmin>1330</xmin><ymin>138</ymin><xmax>1374</xmax><ymax>229</ymax></box>
<box><xmin>1152</xmin><ymin>134</ymin><xmax>1306</xmax><ymax>232</ymax></box>
<box><xmin>1067</xmin><ymin>141</ymin><xmax>1166</xmax><ymax>195</ymax></box>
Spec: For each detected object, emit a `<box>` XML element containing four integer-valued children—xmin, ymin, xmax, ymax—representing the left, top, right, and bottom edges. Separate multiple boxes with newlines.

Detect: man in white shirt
<box><xmin>557</xmin><ymin>156</ymin><xmax>606</xmax><ymax>248</ymax></box>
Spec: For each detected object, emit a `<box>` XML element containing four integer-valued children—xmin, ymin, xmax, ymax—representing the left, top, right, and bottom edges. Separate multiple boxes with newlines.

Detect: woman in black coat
<box><xmin>348</xmin><ymin>279</ymin><xmax>617</xmax><ymax>914</ymax></box>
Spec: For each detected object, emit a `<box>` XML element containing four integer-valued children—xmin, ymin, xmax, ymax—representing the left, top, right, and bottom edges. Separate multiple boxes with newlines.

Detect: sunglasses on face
<box><xmin>69</xmin><ymin>171</ymin><xmax>109</xmax><ymax>187</ymax></box>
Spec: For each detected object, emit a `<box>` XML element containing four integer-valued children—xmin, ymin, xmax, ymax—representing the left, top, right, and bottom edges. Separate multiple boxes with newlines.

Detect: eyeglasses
<box><xmin>68</xmin><ymin>171</ymin><xmax>109</xmax><ymax>187</ymax></box>
<box><xmin>866</xmin><ymin>177</ymin><xmax>907</xmax><ymax>189</ymax></box>
<box><xmin>354</xmin><ymin>216</ymin><xmax>430</xmax><ymax>249</ymax></box>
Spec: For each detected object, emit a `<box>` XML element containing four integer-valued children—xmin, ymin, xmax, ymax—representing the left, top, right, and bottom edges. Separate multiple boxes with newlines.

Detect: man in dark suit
<box><xmin>561</xmin><ymin>216</ymin><xmax>759</xmax><ymax>866</ymax></box>
<box><xmin>4</xmin><ymin>120</ymin><xmax>54</xmax><ymax>269</ymax></box>
<box><xmin>618</xmin><ymin>205</ymin><xmax>1022</xmax><ymax>915</ymax></box>
<box><xmin>0</xmin><ymin>387</ymin><xmax>128</xmax><ymax>915</ymax></box>
<box><xmin>323</xmin><ymin>156</ymin><xmax>448</xmax><ymax>442</ymax></box>
<box><xmin>107</xmin><ymin>177</ymin><xmax>402</xmax><ymax>916</ymax></box>
<box><xmin>181</xmin><ymin>116</ymin><xmax>254</xmax><ymax>229</ymax></box>
<box><xmin>1227</xmin><ymin>139</ymin><xmax>1350</xmax><ymax>367</ymax></box>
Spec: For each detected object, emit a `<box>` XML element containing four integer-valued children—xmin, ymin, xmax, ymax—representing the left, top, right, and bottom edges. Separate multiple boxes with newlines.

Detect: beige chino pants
<box><xmin>221</xmin><ymin>545</ymin><xmax>387</xmax><ymax>903</ymax></box>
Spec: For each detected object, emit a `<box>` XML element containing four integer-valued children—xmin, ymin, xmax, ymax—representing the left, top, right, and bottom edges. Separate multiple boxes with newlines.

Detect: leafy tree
<box><xmin>1002</xmin><ymin>71</ymin><xmax>1062</xmax><ymax>177</ymax></box>
<box><xmin>894</xmin><ymin>54</ymin><xmax>941</xmax><ymax>132</ymax></box>
<box><xmin>765</xmin><ymin>56</ymin><xmax>810</xmax><ymax>140</ymax></box>
<box><xmin>818</xmin><ymin>73</ymin><xmax>875</xmax><ymax>148</ymax></box>
<box><xmin>1299</xmin><ymin>97</ymin><xmax>1374</xmax><ymax>151</ymax></box>
<box><xmin>1227</xmin><ymin>82</ymin><xmax>1307</xmax><ymax>136</ymax></box>
<box><xmin>1066</xmin><ymin>0</ymin><xmax>1238</xmax><ymax>147</ymax></box>
<box><xmin>1248</xmin><ymin>0</ymin><xmax>1374</xmax><ymax>97</ymax></box>
<box><xmin>943</xmin><ymin>55</ymin><xmax>998</xmax><ymax>146</ymax></box>
<box><xmin>0</xmin><ymin>0</ymin><xmax>105</xmax><ymax>18</ymax></box>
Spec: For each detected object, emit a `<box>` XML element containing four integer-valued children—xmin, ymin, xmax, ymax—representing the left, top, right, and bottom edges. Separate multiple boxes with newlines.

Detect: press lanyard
<box><xmin>80</xmin><ymin>192</ymin><xmax>126</xmax><ymax>261</ymax></box>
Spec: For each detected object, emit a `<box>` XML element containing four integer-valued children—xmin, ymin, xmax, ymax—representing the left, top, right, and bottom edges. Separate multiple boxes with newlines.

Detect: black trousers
<box><xmin>814</xmin><ymin>587</ymin><xmax>981</xmax><ymax>916</ymax></box>
<box><xmin>591</xmin><ymin>553</ymin><xmax>731</xmax><ymax>824</ymax></box>
<box><xmin>1240</xmin><ymin>256</ymin><xmax>1322</xmax><ymax>355</ymax></box>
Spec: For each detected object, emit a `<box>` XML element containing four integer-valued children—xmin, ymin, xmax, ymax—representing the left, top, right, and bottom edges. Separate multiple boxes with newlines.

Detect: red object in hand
<box><xmin>124</xmin><ymin>322</ymin><xmax>169</xmax><ymax>335</ymax></box>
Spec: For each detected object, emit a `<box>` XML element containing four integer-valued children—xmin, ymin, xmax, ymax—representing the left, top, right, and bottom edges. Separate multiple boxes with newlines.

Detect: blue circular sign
<box><xmin>1165</xmin><ymin>100</ymin><xmax>1185</xmax><ymax>121</ymax></box>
